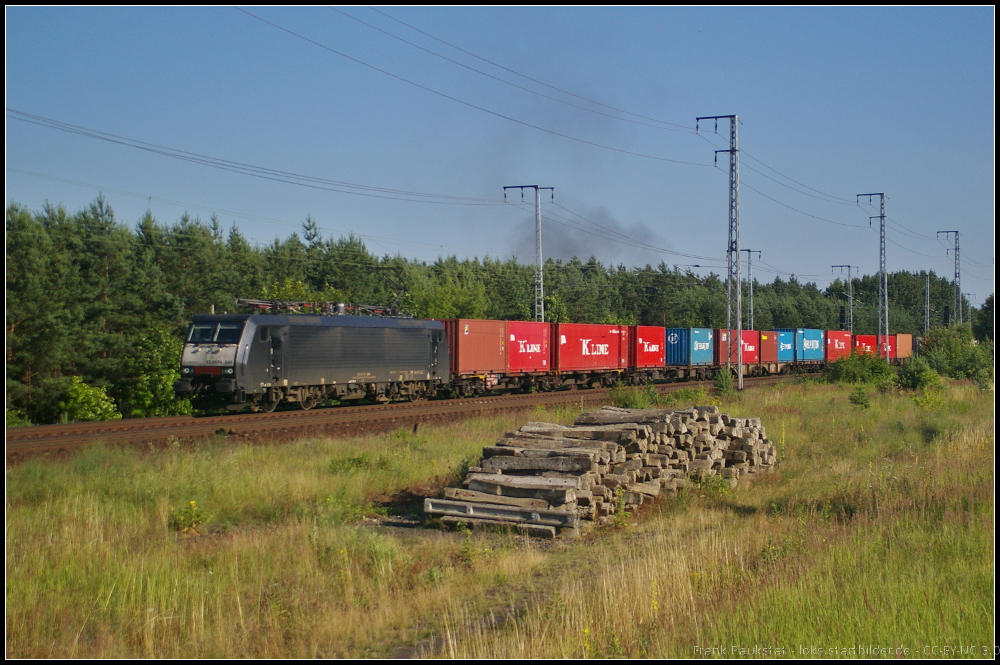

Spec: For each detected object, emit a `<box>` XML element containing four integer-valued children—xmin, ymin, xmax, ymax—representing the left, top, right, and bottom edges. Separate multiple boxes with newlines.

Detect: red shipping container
<box><xmin>714</xmin><ymin>329</ymin><xmax>760</xmax><ymax>365</ymax></box>
<box><xmin>759</xmin><ymin>331</ymin><xmax>778</xmax><ymax>363</ymax></box>
<box><xmin>507</xmin><ymin>321</ymin><xmax>551</xmax><ymax>373</ymax></box>
<box><xmin>630</xmin><ymin>326</ymin><xmax>666</xmax><ymax>369</ymax></box>
<box><xmin>554</xmin><ymin>323</ymin><xmax>629</xmax><ymax>372</ymax></box>
<box><xmin>878</xmin><ymin>335</ymin><xmax>897</xmax><ymax>359</ymax></box>
<box><xmin>854</xmin><ymin>334</ymin><xmax>877</xmax><ymax>355</ymax></box>
<box><xmin>896</xmin><ymin>333</ymin><xmax>913</xmax><ymax>359</ymax></box>
<box><xmin>825</xmin><ymin>330</ymin><xmax>852</xmax><ymax>362</ymax></box>
<box><xmin>439</xmin><ymin>319</ymin><xmax>507</xmax><ymax>375</ymax></box>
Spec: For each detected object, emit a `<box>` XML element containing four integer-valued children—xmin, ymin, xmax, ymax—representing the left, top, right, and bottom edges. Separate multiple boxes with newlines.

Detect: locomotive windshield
<box><xmin>187</xmin><ymin>322</ymin><xmax>244</xmax><ymax>344</ymax></box>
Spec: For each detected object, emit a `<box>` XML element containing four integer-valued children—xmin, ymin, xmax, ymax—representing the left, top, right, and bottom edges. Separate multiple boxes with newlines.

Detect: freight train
<box><xmin>174</xmin><ymin>313</ymin><xmax>914</xmax><ymax>413</ymax></box>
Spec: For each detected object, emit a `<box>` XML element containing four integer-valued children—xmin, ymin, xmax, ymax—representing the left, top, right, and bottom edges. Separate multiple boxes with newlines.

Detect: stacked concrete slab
<box><xmin>425</xmin><ymin>405</ymin><xmax>776</xmax><ymax>538</ymax></box>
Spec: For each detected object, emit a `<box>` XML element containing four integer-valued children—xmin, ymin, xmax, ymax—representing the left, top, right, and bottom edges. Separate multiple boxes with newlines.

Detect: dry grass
<box><xmin>6</xmin><ymin>383</ymin><xmax>993</xmax><ymax>658</ymax></box>
<box><xmin>440</xmin><ymin>381</ymin><xmax>995</xmax><ymax>658</ymax></box>
<box><xmin>5</xmin><ymin>412</ymin><xmax>568</xmax><ymax>658</ymax></box>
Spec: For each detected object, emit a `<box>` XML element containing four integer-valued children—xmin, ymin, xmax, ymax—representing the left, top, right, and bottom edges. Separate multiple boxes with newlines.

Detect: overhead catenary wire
<box><xmin>367</xmin><ymin>6</ymin><xmax>696</xmax><ymax>131</ymax></box>
<box><xmin>6</xmin><ymin>167</ymin><xmax>509</xmax><ymax>258</ymax></box>
<box><xmin>7</xmin><ymin>109</ymin><xmax>509</xmax><ymax>206</ymax></box>
<box><xmin>507</xmin><ymin>199</ymin><xmax>725</xmax><ymax>263</ymax></box>
<box><xmin>233</xmin><ymin>8</ymin><xmax>711</xmax><ymax>168</ymax></box>
<box><xmin>329</xmin><ymin>7</ymin><xmax>697</xmax><ymax>135</ymax></box>
<box><xmin>738</xmin><ymin>176</ymin><xmax>863</xmax><ymax>228</ymax></box>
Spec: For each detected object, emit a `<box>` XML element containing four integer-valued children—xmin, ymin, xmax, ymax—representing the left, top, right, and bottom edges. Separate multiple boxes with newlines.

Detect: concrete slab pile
<box><xmin>425</xmin><ymin>405</ymin><xmax>776</xmax><ymax>538</ymax></box>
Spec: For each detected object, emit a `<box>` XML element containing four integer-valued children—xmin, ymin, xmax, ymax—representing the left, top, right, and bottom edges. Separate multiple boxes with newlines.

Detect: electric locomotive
<box><xmin>174</xmin><ymin>314</ymin><xmax>448</xmax><ymax>412</ymax></box>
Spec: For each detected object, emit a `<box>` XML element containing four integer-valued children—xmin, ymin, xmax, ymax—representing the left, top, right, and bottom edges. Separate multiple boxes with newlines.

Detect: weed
<box><xmin>694</xmin><ymin>473</ymin><xmax>731</xmax><ymax>496</ymax></box>
<box><xmin>713</xmin><ymin>369</ymin><xmax>736</xmax><ymax>396</ymax></box>
<box><xmin>673</xmin><ymin>386</ymin><xmax>709</xmax><ymax>405</ymax></box>
<box><xmin>613</xmin><ymin>486</ymin><xmax>630</xmax><ymax>528</ymax></box>
<box><xmin>169</xmin><ymin>500</ymin><xmax>210</xmax><ymax>535</ymax></box>
<box><xmin>609</xmin><ymin>384</ymin><xmax>650</xmax><ymax>409</ymax></box>
<box><xmin>912</xmin><ymin>387</ymin><xmax>945</xmax><ymax>411</ymax></box>
<box><xmin>328</xmin><ymin>454</ymin><xmax>390</xmax><ymax>474</ymax></box>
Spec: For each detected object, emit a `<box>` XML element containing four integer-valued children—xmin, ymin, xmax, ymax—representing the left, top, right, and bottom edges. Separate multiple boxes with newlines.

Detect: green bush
<box><xmin>897</xmin><ymin>357</ymin><xmax>944</xmax><ymax>391</ymax></box>
<box><xmin>921</xmin><ymin>325</ymin><xmax>994</xmax><ymax>385</ymax></box>
<box><xmin>5</xmin><ymin>405</ymin><xmax>32</xmax><ymax>428</ymax></box>
<box><xmin>57</xmin><ymin>376</ymin><xmax>122</xmax><ymax>422</ymax></box>
<box><xmin>825</xmin><ymin>353</ymin><xmax>895</xmax><ymax>385</ymax></box>
<box><xmin>848</xmin><ymin>386</ymin><xmax>871</xmax><ymax>409</ymax></box>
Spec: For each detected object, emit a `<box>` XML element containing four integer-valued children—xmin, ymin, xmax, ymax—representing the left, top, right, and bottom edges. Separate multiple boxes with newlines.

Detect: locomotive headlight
<box><xmin>181</xmin><ymin>367</ymin><xmax>194</xmax><ymax>376</ymax></box>
<box><xmin>222</xmin><ymin>367</ymin><xmax>235</xmax><ymax>375</ymax></box>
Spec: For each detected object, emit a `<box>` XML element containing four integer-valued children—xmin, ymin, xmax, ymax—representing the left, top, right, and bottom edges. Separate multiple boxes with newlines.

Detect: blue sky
<box><xmin>6</xmin><ymin>7</ymin><xmax>994</xmax><ymax>305</ymax></box>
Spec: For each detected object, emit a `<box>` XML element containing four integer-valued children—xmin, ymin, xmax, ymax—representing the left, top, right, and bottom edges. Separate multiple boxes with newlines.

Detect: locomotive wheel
<box><xmin>261</xmin><ymin>398</ymin><xmax>280</xmax><ymax>413</ymax></box>
<box><xmin>300</xmin><ymin>395</ymin><xmax>320</xmax><ymax>410</ymax></box>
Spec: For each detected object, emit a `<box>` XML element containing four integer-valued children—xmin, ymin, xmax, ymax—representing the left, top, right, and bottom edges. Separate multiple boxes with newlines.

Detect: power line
<box><xmin>739</xmin><ymin>148</ymin><xmax>857</xmax><ymax>204</ymax></box>
<box><xmin>693</xmin><ymin>120</ymin><xmax>858</xmax><ymax>205</ymax></box>
<box><xmin>367</xmin><ymin>6</ymin><xmax>696</xmax><ymax>131</ymax></box>
<box><xmin>6</xmin><ymin>167</ymin><xmax>507</xmax><ymax>257</ymax></box>
<box><xmin>234</xmin><ymin>8</ymin><xmax>711</xmax><ymax>168</ymax></box>
<box><xmin>330</xmin><ymin>7</ymin><xmax>696</xmax><ymax>136</ymax></box>
<box><xmin>885</xmin><ymin>235</ymin><xmax>947</xmax><ymax>259</ymax></box>
<box><xmin>7</xmin><ymin>109</ymin><xmax>510</xmax><ymax>206</ymax></box>
<box><xmin>739</xmin><ymin>177</ymin><xmax>863</xmax><ymax>228</ymax></box>
<box><xmin>739</xmin><ymin>161</ymin><xmax>857</xmax><ymax>206</ymax></box>
<box><xmin>551</xmin><ymin>203</ymin><xmax>723</xmax><ymax>262</ymax></box>
<box><xmin>515</xmin><ymin>201</ymin><xmax>723</xmax><ymax>262</ymax></box>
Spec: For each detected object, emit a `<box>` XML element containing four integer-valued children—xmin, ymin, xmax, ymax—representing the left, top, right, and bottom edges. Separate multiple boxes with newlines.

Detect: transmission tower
<box><xmin>505</xmin><ymin>185</ymin><xmax>554</xmax><ymax>321</ymax></box>
<box><xmin>937</xmin><ymin>231</ymin><xmax>960</xmax><ymax>325</ymax></box>
<box><xmin>697</xmin><ymin>115</ymin><xmax>742</xmax><ymax>389</ymax></box>
<box><xmin>858</xmin><ymin>193</ymin><xmax>887</xmax><ymax>359</ymax></box>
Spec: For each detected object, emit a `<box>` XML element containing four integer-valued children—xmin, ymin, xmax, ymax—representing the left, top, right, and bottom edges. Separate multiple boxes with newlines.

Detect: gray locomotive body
<box><xmin>174</xmin><ymin>314</ymin><xmax>448</xmax><ymax>412</ymax></box>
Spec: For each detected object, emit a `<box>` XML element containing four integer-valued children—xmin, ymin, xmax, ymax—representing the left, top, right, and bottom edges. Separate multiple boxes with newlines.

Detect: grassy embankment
<box><xmin>6</xmin><ymin>382</ymin><xmax>994</xmax><ymax>658</ymax></box>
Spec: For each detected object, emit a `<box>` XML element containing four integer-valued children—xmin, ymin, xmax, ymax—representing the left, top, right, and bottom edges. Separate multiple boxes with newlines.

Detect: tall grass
<box><xmin>441</xmin><ymin>382</ymin><xmax>995</xmax><ymax>658</ymax></box>
<box><xmin>5</xmin><ymin>414</ymin><xmax>556</xmax><ymax>658</ymax></box>
<box><xmin>7</xmin><ymin>382</ymin><xmax>993</xmax><ymax>658</ymax></box>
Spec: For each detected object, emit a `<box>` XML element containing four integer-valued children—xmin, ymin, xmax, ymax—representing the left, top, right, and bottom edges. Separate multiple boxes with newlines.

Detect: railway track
<box><xmin>6</xmin><ymin>375</ymin><xmax>798</xmax><ymax>460</ymax></box>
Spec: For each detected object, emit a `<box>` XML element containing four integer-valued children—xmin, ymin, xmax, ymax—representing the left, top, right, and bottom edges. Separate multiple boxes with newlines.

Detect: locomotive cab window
<box><xmin>188</xmin><ymin>324</ymin><xmax>216</xmax><ymax>343</ymax></box>
<box><xmin>215</xmin><ymin>323</ymin><xmax>243</xmax><ymax>344</ymax></box>
<box><xmin>258</xmin><ymin>326</ymin><xmax>270</xmax><ymax>342</ymax></box>
<box><xmin>187</xmin><ymin>322</ymin><xmax>245</xmax><ymax>344</ymax></box>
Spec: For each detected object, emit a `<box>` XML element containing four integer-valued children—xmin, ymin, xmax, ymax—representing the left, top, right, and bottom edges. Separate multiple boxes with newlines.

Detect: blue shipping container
<box><xmin>690</xmin><ymin>328</ymin><xmax>714</xmax><ymax>365</ymax></box>
<box><xmin>797</xmin><ymin>328</ymin><xmax>825</xmax><ymax>361</ymax></box>
<box><xmin>777</xmin><ymin>330</ymin><xmax>795</xmax><ymax>361</ymax></box>
<box><xmin>665</xmin><ymin>328</ymin><xmax>714</xmax><ymax>366</ymax></box>
<box><xmin>665</xmin><ymin>328</ymin><xmax>690</xmax><ymax>366</ymax></box>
